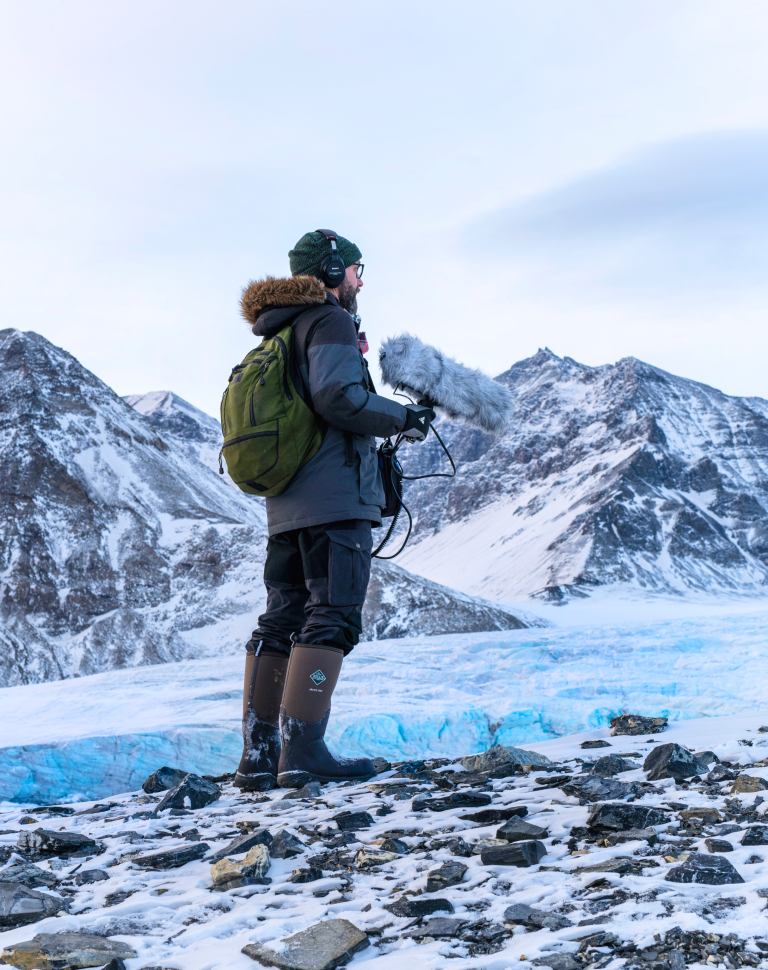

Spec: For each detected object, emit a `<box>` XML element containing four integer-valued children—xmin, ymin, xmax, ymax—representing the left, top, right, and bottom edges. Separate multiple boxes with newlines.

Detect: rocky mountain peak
<box><xmin>396</xmin><ymin>348</ymin><xmax>768</xmax><ymax>600</ymax></box>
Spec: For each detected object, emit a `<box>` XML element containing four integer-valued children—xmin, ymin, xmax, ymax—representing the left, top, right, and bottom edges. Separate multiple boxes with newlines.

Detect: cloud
<box><xmin>466</xmin><ymin>129</ymin><xmax>768</xmax><ymax>299</ymax></box>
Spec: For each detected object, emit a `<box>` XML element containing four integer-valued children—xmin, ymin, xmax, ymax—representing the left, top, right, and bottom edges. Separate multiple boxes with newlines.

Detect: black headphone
<box><xmin>315</xmin><ymin>229</ymin><xmax>347</xmax><ymax>288</ymax></box>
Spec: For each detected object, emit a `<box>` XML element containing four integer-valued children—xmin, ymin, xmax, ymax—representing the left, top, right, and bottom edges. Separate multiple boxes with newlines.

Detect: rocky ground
<box><xmin>2</xmin><ymin>715</ymin><xmax>768</xmax><ymax>969</ymax></box>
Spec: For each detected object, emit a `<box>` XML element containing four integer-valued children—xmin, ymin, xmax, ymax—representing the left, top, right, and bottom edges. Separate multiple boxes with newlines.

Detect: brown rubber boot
<box><xmin>276</xmin><ymin>642</ymin><xmax>375</xmax><ymax>788</ymax></box>
<box><xmin>234</xmin><ymin>643</ymin><xmax>289</xmax><ymax>791</ymax></box>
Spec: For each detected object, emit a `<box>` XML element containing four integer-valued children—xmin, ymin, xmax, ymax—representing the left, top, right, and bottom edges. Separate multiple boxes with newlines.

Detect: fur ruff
<box><xmin>379</xmin><ymin>332</ymin><xmax>513</xmax><ymax>434</ymax></box>
<box><xmin>240</xmin><ymin>275</ymin><xmax>326</xmax><ymax>324</ymax></box>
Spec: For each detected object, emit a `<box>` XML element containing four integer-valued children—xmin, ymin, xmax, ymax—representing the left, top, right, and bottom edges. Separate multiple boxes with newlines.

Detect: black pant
<box><xmin>253</xmin><ymin>519</ymin><xmax>373</xmax><ymax>656</ymax></box>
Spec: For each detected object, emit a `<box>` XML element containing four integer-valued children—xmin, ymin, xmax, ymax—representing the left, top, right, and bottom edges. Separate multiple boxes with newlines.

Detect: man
<box><xmin>234</xmin><ymin>230</ymin><xmax>433</xmax><ymax>790</ymax></box>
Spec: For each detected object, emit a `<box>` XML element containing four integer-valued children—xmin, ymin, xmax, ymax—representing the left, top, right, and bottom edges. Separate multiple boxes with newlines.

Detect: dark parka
<box><xmin>240</xmin><ymin>276</ymin><xmax>408</xmax><ymax>536</ymax></box>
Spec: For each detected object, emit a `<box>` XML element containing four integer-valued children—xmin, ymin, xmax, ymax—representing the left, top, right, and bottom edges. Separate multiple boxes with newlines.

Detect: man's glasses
<box><xmin>353</xmin><ymin>262</ymin><xmax>364</xmax><ymax>279</ymax></box>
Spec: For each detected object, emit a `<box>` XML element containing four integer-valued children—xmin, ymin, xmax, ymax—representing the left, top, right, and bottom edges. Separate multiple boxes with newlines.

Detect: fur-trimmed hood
<box><xmin>240</xmin><ymin>275</ymin><xmax>326</xmax><ymax>325</ymax></box>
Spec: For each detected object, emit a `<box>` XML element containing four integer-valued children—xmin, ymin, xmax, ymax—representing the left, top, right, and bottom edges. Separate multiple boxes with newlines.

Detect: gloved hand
<box><xmin>402</xmin><ymin>403</ymin><xmax>436</xmax><ymax>442</ymax></box>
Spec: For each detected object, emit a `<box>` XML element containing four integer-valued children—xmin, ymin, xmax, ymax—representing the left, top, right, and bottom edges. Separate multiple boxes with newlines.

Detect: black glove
<box><xmin>402</xmin><ymin>403</ymin><xmax>436</xmax><ymax>442</ymax></box>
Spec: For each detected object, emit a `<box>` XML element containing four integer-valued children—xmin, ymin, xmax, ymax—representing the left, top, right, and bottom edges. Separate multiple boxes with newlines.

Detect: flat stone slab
<box><xmin>705</xmin><ymin>838</ymin><xmax>733</xmax><ymax>853</ymax></box>
<box><xmin>242</xmin><ymin>918</ymin><xmax>368</xmax><ymax>969</ymax></box>
<box><xmin>535</xmin><ymin>954</ymin><xmax>581</xmax><ymax>970</ymax></box>
<box><xmin>403</xmin><ymin>917</ymin><xmax>469</xmax><ymax>939</ymax></box>
<box><xmin>610</xmin><ymin>714</ymin><xmax>667</xmax><ymax>736</ymax></box>
<box><xmin>132</xmin><ymin>842</ymin><xmax>210</xmax><ymax>870</ymax></box>
<box><xmin>16</xmin><ymin>828</ymin><xmax>101</xmax><ymax>858</ymax></box>
<box><xmin>270</xmin><ymin>831</ymin><xmax>305</xmax><ymax>858</ymax></box>
<box><xmin>412</xmin><ymin>791</ymin><xmax>491</xmax><ymax>812</ymax></box>
<box><xmin>561</xmin><ymin>776</ymin><xmax>638</xmax><ymax>803</ymax></box>
<box><xmin>587</xmin><ymin>755</ymin><xmax>639</xmax><ymax>777</ymax></box>
<box><xmin>0</xmin><ymin>883</ymin><xmax>62</xmax><ymax>929</ymax></box>
<box><xmin>458</xmin><ymin>805</ymin><xmax>528</xmax><ymax>824</ymax></box>
<box><xmin>666</xmin><ymin>853</ymin><xmax>745</xmax><ymax>885</ymax></box>
<box><xmin>384</xmin><ymin>897</ymin><xmax>454</xmax><ymax>917</ymax></box>
<box><xmin>211</xmin><ymin>844</ymin><xmax>270</xmax><ymax>889</ymax></box>
<box><xmin>581</xmin><ymin>740</ymin><xmax>612</xmax><ymax>749</ymax></box>
<box><xmin>332</xmin><ymin>812</ymin><xmax>373</xmax><ymax>832</ymax></box>
<box><xmin>1</xmin><ymin>933</ymin><xmax>136</xmax><ymax>970</ymax></box>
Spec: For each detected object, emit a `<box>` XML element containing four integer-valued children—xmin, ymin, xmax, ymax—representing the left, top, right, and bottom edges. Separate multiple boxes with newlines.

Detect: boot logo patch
<box><xmin>309</xmin><ymin>669</ymin><xmax>327</xmax><ymax>686</ymax></box>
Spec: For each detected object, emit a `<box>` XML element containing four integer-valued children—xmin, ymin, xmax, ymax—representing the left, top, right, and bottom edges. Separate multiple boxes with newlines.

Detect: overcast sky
<box><xmin>2</xmin><ymin>1</ymin><xmax>768</xmax><ymax>416</ymax></box>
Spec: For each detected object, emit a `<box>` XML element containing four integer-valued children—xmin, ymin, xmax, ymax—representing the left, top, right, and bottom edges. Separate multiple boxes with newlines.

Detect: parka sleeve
<box><xmin>306</xmin><ymin>307</ymin><xmax>407</xmax><ymax>438</ymax></box>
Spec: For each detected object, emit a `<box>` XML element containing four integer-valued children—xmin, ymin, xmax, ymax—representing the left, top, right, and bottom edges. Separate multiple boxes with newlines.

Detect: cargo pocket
<box><xmin>357</xmin><ymin>437</ymin><xmax>386</xmax><ymax>507</ymax></box>
<box><xmin>327</xmin><ymin>528</ymin><xmax>373</xmax><ymax>605</ymax></box>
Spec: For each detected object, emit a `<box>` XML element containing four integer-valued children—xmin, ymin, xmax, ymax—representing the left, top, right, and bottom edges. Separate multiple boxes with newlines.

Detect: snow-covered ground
<box><xmin>4</xmin><ymin>597</ymin><xmax>768</xmax><ymax>805</ymax></box>
<box><xmin>2</xmin><ymin>712</ymin><xmax>768</xmax><ymax>970</ymax></box>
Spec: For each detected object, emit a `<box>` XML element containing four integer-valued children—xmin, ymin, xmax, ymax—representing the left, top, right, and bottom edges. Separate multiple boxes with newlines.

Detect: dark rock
<box><xmin>481</xmin><ymin>840</ymin><xmax>546</xmax><ymax>867</ymax></box>
<box><xmin>461</xmin><ymin>745</ymin><xmax>552</xmax><ymax>771</ymax></box>
<box><xmin>587</xmin><ymin>802</ymin><xmax>668</xmax><ymax>833</ymax></box>
<box><xmin>141</xmin><ymin>767</ymin><xmax>189</xmax><ymax>794</ymax></box>
<box><xmin>587</xmin><ymin>755</ymin><xmax>638</xmax><ymax>777</ymax></box>
<box><xmin>403</xmin><ymin>917</ymin><xmax>469</xmax><ymax>939</ymax></box>
<box><xmin>577</xmin><ymin>856</ymin><xmax>653</xmax><ymax>875</ymax></box>
<box><xmin>459</xmin><ymin>805</ymin><xmax>528</xmax><ymax>824</ymax></box>
<box><xmin>732</xmin><ymin>774</ymin><xmax>768</xmax><ymax>794</ymax></box>
<box><xmin>100</xmin><ymin>961</ymin><xmax>127</xmax><ymax>970</ymax></box>
<box><xmin>412</xmin><ymin>791</ymin><xmax>491</xmax><ymax>812</ymax></box>
<box><xmin>74</xmin><ymin>869</ymin><xmax>109</xmax><ymax>885</ymax></box>
<box><xmin>208</xmin><ymin>829</ymin><xmax>273</xmax><ymax>862</ymax></box>
<box><xmin>496</xmin><ymin>818</ymin><xmax>548</xmax><ymax>842</ymax></box>
<box><xmin>372</xmin><ymin>757</ymin><xmax>391</xmax><ymax>773</ymax></box>
<box><xmin>666</xmin><ymin>853</ymin><xmax>745</xmax><ymax>884</ymax></box>
<box><xmin>643</xmin><ymin>743</ymin><xmax>710</xmax><ymax>781</ymax></box>
<box><xmin>0</xmin><ymin>862</ymin><xmax>58</xmax><ymax>889</ymax></box>
<box><xmin>741</xmin><ymin>826</ymin><xmax>768</xmax><ymax>845</ymax></box>
<box><xmin>610</xmin><ymin>714</ymin><xmax>667</xmax><ymax>736</ymax></box>
<box><xmin>0</xmin><ymin>883</ymin><xmax>62</xmax><ymax>929</ymax></box>
<box><xmin>707</xmin><ymin>764</ymin><xmax>736</xmax><ymax>782</ymax></box>
<box><xmin>16</xmin><ymin>828</ymin><xmax>101</xmax><ymax>858</ymax></box>
<box><xmin>561</xmin><ymin>776</ymin><xmax>638</xmax><ymax>802</ymax></box>
<box><xmin>381</xmin><ymin>838</ymin><xmax>408</xmax><ymax>854</ymax></box>
<box><xmin>375</xmin><ymin>806</ymin><xmax>394</xmax><ymax>818</ymax></box>
<box><xmin>426</xmin><ymin>861</ymin><xmax>467</xmax><ymax>892</ymax></box>
<box><xmin>503</xmin><ymin>902</ymin><xmax>573</xmax><ymax>930</ymax></box>
<box><xmin>705</xmin><ymin>838</ymin><xmax>733</xmax><ymax>853</ymax></box>
<box><xmin>242</xmin><ymin>918</ymin><xmax>368</xmax><ymax>969</ymax></box>
<box><xmin>156</xmin><ymin>774</ymin><xmax>221</xmax><ymax>812</ymax></box>
<box><xmin>281</xmin><ymin>783</ymin><xmax>322</xmax><ymax>800</ymax></box>
<box><xmin>270</xmin><ymin>831</ymin><xmax>305</xmax><ymax>859</ymax></box>
<box><xmin>442</xmin><ymin>836</ymin><xmax>473</xmax><ymax>858</ymax></box>
<box><xmin>333</xmin><ymin>811</ymin><xmax>374</xmax><ymax>832</ymax></box>
<box><xmin>535</xmin><ymin>954</ymin><xmax>580</xmax><ymax>970</ymax></box>
<box><xmin>581</xmin><ymin>740</ymin><xmax>612</xmax><ymax>749</ymax></box>
<box><xmin>711</xmin><ymin>823</ymin><xmax>742</xmax><ymax>837</ymax></box>
<box><xmin>0</xmin><ymin>933</ymin><xmax>136</xmax><ymax>969</ymax></box>
<box><xmin>605</xmin><ymin>827</ymin><xmax>658</xmax><ymax>846</ymax></box>
<box><xmin>288</xmin><ymin>867</ymin><xmax>323</xmax><ymax>884</ymax></box>
<box><xmin>132</xmin><ymin>842</ymin><xmax>210</xmax><ymax>870</ymax></box>
<box><xmin>182</xmin><ymin>828</ymin><xmax>200</xmax><ymax>841</ymax></box>
<box><xmin>385</xmin><ymin>897</ymin><xmax>454</xmax><ymax>917</ymax></box>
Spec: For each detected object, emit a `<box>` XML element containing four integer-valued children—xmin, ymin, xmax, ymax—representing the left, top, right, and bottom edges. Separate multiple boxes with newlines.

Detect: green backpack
<box><xmin>219</xmin><ymin>324</ymin><xmax>322</xmax><ymax>496</ymax></box>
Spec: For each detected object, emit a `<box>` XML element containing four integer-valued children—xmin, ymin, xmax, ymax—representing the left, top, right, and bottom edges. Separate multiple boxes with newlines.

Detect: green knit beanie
<box><xmin>289</xmin><ymin>231</ymin><xmax>362</xmax><ymax>279</ymax></box>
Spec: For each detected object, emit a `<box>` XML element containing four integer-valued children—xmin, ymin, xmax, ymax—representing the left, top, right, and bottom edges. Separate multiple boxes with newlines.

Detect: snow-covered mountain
<box><xmin>122</xmin><ymin>390</ymin><xmax>224</xmax><ymax>477</ymax></box>
<box><xmin>396</xmin><ymin>348</ymin><xmax>768</xmax><ymax>600</ymax></box>
<box><xmin>0</xmin><ymin>330</ymin><xmax>530</xmax><ymax>687</ymax></box>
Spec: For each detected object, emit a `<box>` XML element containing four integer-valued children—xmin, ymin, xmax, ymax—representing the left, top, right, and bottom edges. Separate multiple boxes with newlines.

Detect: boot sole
<box><xmin>277</xmin><ymin>769</ymin><xmax>376</xmax><ymax>788</ymax></box>
<box><xmin>233</xmin><ymin>771</ymin><xmax>278</xmax><ymax>792</ymax></box>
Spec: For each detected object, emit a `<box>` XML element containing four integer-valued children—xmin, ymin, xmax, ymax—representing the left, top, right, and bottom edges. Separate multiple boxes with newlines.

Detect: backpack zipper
<box><xmin>274</xmin><ymin>335</ymin><xmax>293</xmax><ymax>401</ymax></box>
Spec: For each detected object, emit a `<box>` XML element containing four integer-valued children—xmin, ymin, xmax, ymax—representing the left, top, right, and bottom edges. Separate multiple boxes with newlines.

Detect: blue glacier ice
<box><xmin>3</xmin><ymin>605</ymin><xmax>768</xmax><ymax>804</ymax></box>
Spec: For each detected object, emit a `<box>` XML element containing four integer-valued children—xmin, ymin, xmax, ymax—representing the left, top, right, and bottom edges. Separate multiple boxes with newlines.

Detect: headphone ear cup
<box><xmin>319</xmin><ymin>254</ymin><xmax>346</xmax><ymax>288</ymax></box>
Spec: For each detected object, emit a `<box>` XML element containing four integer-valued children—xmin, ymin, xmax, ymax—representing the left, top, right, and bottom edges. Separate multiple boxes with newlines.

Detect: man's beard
<box><xmin>336</xmin><ymin>278</ymin><xmax>358</xmax><ymax>315</ymax></box>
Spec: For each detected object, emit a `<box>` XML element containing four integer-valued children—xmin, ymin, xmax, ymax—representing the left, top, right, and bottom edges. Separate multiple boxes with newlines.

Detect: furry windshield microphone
<box><xmin>378</xmin><ymin>332</ymin><xmax>513</xmax><ymax>434</ymax></box>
